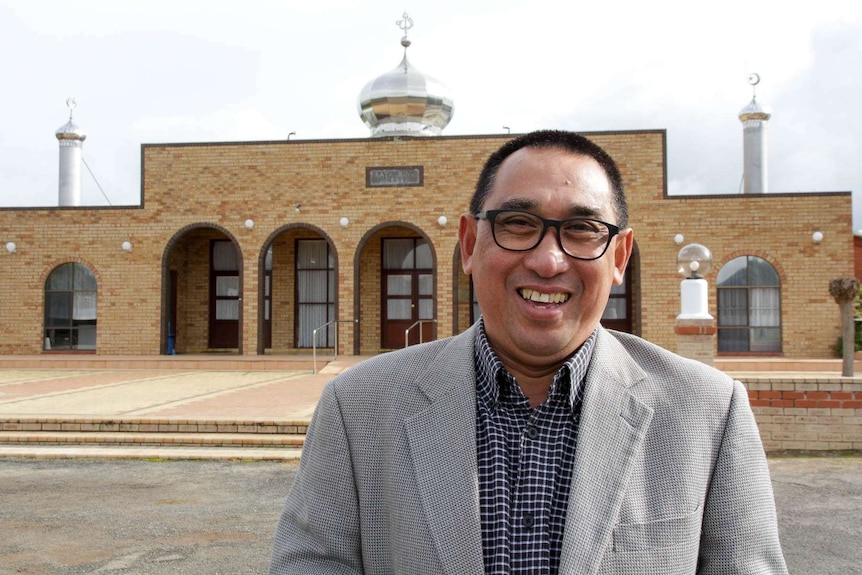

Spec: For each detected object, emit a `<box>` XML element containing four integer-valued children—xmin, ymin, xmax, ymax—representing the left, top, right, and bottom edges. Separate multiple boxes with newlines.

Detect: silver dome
<box><xmin>738</xmin><ymin>97</ymin><xmax>771</xmax><ymax>123</ymax></box>
<box><xmin>55</xmin><ymin>119</ymin><xmax>87</xmax><ymax>141</ymax></box>
<box><xmin>358</xmin><ymin>40</ymin><xmax>454</xmax><ymax>137</ymax></box>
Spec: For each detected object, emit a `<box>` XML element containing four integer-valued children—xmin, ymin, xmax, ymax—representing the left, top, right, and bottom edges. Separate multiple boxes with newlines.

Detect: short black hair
<box><xmin>470</xmin><ymin>130</ymin><xmax>628</xmax><ymax>228</ymax></box>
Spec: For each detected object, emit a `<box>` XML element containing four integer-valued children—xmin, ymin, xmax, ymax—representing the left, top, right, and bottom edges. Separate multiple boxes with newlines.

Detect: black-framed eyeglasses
<box><xmin>473</xmin><ymin>209</ymin><xmax>621</xmax><ymax>261</ymax></box>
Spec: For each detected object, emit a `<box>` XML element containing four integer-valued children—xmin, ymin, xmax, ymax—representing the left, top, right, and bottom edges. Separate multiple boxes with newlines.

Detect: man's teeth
<box><xmin>519</xmin><ymin>289</ymin><xmax>570</xmax><ymax>304</ymax></box>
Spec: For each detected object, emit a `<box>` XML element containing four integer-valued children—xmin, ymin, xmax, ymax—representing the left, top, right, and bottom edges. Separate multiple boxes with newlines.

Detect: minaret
<box><xmin>55</xmin><ymin>98</ymin><xmax>87</xmax><ymax>206</ymax></box>
<box><xmin>738</xmin><ymin>74</ymin><xmax>771</xmax><ymax>194</ymax></box>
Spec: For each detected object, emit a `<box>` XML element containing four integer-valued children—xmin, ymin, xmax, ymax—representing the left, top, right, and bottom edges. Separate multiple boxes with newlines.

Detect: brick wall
<box><xmin>0</xmin><ymin>131</ymin><xmax>853</xmax><ymax>358</ymax></box>
<box><xmin>745</xmin><ymin>377</ymin><xmax>862</xmax><ymax>450</ymax></box>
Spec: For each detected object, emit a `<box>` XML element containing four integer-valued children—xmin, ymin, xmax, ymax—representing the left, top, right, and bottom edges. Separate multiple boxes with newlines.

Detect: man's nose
<box><xmin>523</xmin><ymin>226</ymin><xmax>569</xmax><ymax>276</ymax></box>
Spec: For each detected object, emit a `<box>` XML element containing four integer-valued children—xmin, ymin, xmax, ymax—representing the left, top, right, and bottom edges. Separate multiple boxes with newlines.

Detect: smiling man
<box><xmin>270</xmin><ymin>130</ymin><xmax>787</xmax><ymax>575</ymax></box>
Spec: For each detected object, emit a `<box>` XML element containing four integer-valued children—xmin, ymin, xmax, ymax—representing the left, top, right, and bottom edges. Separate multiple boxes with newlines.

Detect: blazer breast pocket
<box><xmin>612</xmin><ymin>505</ymin><xmax>703</xmax><ymax>553</ymax></box>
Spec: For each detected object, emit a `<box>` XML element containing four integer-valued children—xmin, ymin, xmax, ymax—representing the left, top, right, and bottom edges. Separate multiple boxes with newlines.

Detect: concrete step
<box><xmin>0</xmin><ymin>418</ymin><xmax>309</xmax><ymax>435</ymax></box>
<box><xmin>0</xmin><ymin>417</ymin><xmax>309</xmax><ymax>460</ymax></box>
<box><xmin>0</xmin><ymin>444</ymin><xmax>303</xmax><ymax>460</ymax></box>
<box><xmin>0</xmin><ymin>430</ymin><xmax>306</xmax><ymax>448</ymax></box>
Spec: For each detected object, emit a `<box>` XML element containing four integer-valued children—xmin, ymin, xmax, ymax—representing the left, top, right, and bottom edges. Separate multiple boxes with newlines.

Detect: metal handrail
<box><xmin>313</xmin><ymin>319</ymin><xmax>359</xmax><ymax>374</ymax></box>
<box><xmin>405</xmin><ymin>319</ymin><xmax>438</xmax><ymax>348</ymax></box>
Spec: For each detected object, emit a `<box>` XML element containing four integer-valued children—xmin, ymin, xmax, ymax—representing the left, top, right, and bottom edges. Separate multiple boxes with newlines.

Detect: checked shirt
<box><xmin>474</xmin><ymin>321</ymin><xmax>595</xmax><ymax>575</ymax></box>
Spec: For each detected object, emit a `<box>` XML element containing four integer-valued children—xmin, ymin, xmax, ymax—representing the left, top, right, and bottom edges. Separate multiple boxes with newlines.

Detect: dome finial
<box><xmin>66</xmin><ymin>97</ymin><xmax>77</xmax><ymax>121</ymax></box>
<box><xmin>748</xmin><ymin>73</ymin><xmax>760</xmax><ymax>101</ymax></box>
<box><xmin>396</xmin><ymin>12</ymin><xmax>413</xmax><ymax>51</ymax></box>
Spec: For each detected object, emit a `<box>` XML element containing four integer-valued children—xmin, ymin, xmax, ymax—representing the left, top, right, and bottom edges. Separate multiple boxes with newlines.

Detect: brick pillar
<box><xmin>675</xmin><ymin>319</ymin><xmax>716</xmax><ymax>366</ymax></box>
<box><xmin>676</xmin><ymin>277</ymin><xmax>715</xmax><ymax>366</ymax></box>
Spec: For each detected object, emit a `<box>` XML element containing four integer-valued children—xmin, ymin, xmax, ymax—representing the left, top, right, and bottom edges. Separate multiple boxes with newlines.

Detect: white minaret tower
<box><xmin>738</xmin><ymin>74</ymin><xmax>771</xmax><ymax>195</ymax></box>
<box><xmin>55</xmin><ymin>98</ymin><xmax>87</xmax><ymax>206</ymax></box>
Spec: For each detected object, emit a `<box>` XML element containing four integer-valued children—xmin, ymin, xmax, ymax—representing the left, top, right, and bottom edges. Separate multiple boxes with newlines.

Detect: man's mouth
<box><xmin>518</xmin><ymin>288</ymin><xmax>570</xmax><ymax>305</ymax></box>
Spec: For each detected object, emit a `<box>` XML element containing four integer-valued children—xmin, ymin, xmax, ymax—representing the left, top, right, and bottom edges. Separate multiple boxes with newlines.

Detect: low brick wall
<box><xmin>739</xmin><ymin>375</ymin><xmax>862</xmax><ymax>451</ymax></box>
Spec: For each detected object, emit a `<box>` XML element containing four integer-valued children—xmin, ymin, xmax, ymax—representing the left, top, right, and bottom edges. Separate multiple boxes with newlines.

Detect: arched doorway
<box><xmin>356</xmin><ymin>223</ymin><xmax>437</xmax><ymax>354</ymax></box>
<box><xmin>161</xmin><ymin>224</ymin><xmax>243</xmax><ymax>355</ymax></box>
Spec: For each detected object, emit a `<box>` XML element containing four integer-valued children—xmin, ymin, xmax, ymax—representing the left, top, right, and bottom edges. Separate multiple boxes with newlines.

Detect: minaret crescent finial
<box><xmin>65</xmin><ymin>97</ymin><xmax>77</xmax><ymax>120</ymax></box>
<box><xmin>748</xmin><ymin>73</ymin><xmax>760</xmax><ymax>100</ymax></box>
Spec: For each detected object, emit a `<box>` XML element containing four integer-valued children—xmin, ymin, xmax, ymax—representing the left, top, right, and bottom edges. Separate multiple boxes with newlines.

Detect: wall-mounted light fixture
<box><xmin>245</xmin><ymin>219</ymin><xmax>255</xmax><ymax>230</ymax></box>
<box><xmin>5</xmin><ymin>241</ymin><xmax>16</xmax><ymax>253</ymax></box>
<box><xmin>121</xmin><ymin>241</ymin><xmax>133</xmax><ymax>252</ymax></box>
<box><xmin>437</xmin><ymin>215</ymin><xmax>448</xmax><ymax>227</ymax></box>
<box><xmin>339</xmin><ymin>217</ymin><xmax>349</xmax><ymax>228</ymax></box>
<box><xmin>812</xmin><ymin>231</ymin><xmax>824</xmax><ymax>244</ymax></box>
<box><xmin>674</xmin><ymin>233</ymin><xmax>684</xmax><ymax>245</ymax></box>
<box><xmin>295</xmin><ymin>204</ymin><xmax>301</xmax><ymax>212</ymax></box>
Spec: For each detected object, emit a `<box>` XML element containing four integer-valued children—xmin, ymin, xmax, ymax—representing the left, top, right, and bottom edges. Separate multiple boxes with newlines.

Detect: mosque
<box><xmin>0</xmin><ymin>15</ymin><xmax>853</xmax><ymax>361</ymax></box>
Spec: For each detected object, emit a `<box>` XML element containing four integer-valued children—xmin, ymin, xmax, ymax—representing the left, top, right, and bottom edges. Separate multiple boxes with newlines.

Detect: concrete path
<box><xmin>0</xmin><ymin>356</ymin><xmax>369</xmax><ymax>459</ymax></box>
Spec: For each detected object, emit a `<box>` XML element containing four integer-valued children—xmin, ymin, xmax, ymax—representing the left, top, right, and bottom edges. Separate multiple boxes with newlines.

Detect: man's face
<box><xmin>459</xmin><ymin>147</ymin><xmax>633</xmax><ymax>370</ymax></box>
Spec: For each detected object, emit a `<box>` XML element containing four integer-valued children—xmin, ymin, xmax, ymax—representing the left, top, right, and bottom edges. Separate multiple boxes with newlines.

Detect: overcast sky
<box><xmin>2</xmin><ymin>0</ymin><xmax>861</xmax><ymax>228</ymax></box>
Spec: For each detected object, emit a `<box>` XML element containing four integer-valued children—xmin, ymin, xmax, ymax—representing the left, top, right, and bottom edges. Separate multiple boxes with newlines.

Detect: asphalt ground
<box><xmin>0</xmin><ymin>455</ymin><xmax>859</xmax><ymax>575</ymax></box>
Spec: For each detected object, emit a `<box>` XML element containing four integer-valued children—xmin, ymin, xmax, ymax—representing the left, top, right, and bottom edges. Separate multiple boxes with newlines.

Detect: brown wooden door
<box><xmin>381</xmin><ymin>238</ymin><xmax>434</xmax><ymax>349</ymax></box>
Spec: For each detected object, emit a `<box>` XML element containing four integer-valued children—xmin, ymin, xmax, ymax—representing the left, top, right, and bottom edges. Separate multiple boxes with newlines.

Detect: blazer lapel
<box><xmin>404</xmin><ymin>328</ymin><xmax>486</xmax><ymax>575</ymax></box>
<box><xmin>560</xmin><ymin>328</ymin><xmax>654</xmax><ymax>574</ymax></box>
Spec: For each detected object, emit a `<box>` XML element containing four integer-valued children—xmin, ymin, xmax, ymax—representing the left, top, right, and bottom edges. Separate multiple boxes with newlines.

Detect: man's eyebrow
<box><xmin>495</xmin><ymin>198</ymin><xmax>604</xmax><ymax>219</ymax></box>
<box><xmin>498</xmin><ymin>198</ymin><xmax>538</xmax><ymax>211</ymax></box>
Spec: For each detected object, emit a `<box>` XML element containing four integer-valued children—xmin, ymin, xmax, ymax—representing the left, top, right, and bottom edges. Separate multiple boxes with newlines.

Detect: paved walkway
<box><xmin>0</xmin><ymin>356</ymin><xmax>370</xmax><ymax>459</ymax></box>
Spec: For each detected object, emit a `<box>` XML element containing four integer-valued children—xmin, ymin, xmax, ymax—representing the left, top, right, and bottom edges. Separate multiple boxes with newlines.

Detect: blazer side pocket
<box><xmin>612</xmin><ymin>505</ymin><xmax>703</xmax><ymax>552</ymax></box>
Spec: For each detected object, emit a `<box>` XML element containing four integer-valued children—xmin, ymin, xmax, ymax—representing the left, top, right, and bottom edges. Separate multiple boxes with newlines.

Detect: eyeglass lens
<box><xmin>489</xmin><ymin>210</ymin><xmax>614</xmax><ymax>259</ymax></box>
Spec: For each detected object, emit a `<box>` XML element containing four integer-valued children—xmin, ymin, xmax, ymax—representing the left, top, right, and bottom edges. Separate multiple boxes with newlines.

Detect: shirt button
<box><xmin>522</xmin><ymin>513</ymin><xmax>535</xmax><ymax>529</ymax></box>
<box><xmin>525</xmin><ymin>425</ymin><xmax>539</xmax><ymax>440</ymax></box>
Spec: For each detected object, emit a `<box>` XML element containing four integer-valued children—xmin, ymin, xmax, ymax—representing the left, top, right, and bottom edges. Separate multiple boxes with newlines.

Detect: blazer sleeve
<box><xmin>697</xmin><ymin>380</ymin><xmax>788</xmax><ymax>574</ymax></box>
<box><xmin>269</xmin><ymin>382</ymin><xmax>363</xmax><ymax>575</ymax></box>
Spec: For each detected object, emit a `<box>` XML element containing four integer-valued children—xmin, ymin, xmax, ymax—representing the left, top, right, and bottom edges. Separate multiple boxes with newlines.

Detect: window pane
<box><xmin>265</xmin><ymin>245</ymin><xmax>273</xmax><ymax>271</ymax></box>
<box><xmin>750</xmin><ymin>287</ymin><xmax>780</xmax><ymax>327</ymax></box>
<box><xmin>387</xmin><ymin>275</ymin><xmax>412</xmax><ymax>296</ymax></box>
<box><xmin>415</xmin><ymin>240</ymin><xmax>432</xmax><ymax>269</ymax></box>
<box><xmin>298</xmin><ymin>270</ymin><xmax>328</xmax><ymax>303</ymax></box>
<box><xmin>216</xmin><ymin>299</ymin><xmax>239</xmax><ymax>320</ymax></box>
<box><xmin>602</xmin><ymin>299</ymin><xmax>627</xmax><ymax>320</ymax></box>
<box><xmin>383</xmin><ymin>239</ymin><xmax>415</xmax><ymax>270</ymax></box>
<box><xmin>213</xmin><ymin>241</ymin><xmax>239</xmax><ymax>271</ymax></box>
<box><xmin>45</xmin><ymin>292</ymin><xmax>72</xmax><ymax>326</ymax></box>
<box><xmin>74</xmin><ymin>264</ymin><xmax>97</xmax><ymax>290</ymax></box>
<box><xmin>73</xmin><ymin>291</ymin><xmax>97</xmax><ymax>321</ymax></box>
<box><xmin>418</xmin><ymin>274</ymin><xmax>433</xmax><ymax>296</ymax></box>
<box><xmin>76</xmin><ymin>326</ymin><xmax>97</xmax><ymax>350</ymax></box>
<box><xmin>298</xmin><ymin>240</ymin><xmax>329</xmax><ymax>270</ymax></box>
<box><xmin>216</xmin><ymin>276</ymin><xmax>240</xmax><ymax>296</ymax></box>
<box><xmin>46</xmin><ymin>264</ymin><xmax>73</xmax><ymax>290</ymax></box>
<box><xmin>718</xmin><ymin>328</ymin><xmax>749</xmax><ymax>352</ymax></box>
<box><xmin>418</xmin><ymin>299</ymin><xmax>433</xmax><ymax>320</ymax></box>
<box><xmin>46</xmin><ymin>328</ymin><xmax>72</xmax><ymax>350</ymax></box>
<box><xmin>387</xmin><ymin>299</ymin><xmax>412</xmax><ymax>320</ymax></box>
<box><xmin>718</xmin><ymin>289</ymin><xmax>747</xmax><ymax>325</ymax></box>
<box><xmin>748</xmin><ymin>257</ymin><xmax>780</xmax><ymax>286</ymax></box>
<box><xmin>751</xmin><ymin>327</ymin><xmax>781</xmax><ymax>352</ymax></box>
<box><xmin>716</xmin><ymin>257</ymin><xmax>747</xmax><ymax>287</ymax></box>
<box><xmin>298</xmin><ymin>304</ymin><xmax>332</xmax><ymax>347</ymax></box>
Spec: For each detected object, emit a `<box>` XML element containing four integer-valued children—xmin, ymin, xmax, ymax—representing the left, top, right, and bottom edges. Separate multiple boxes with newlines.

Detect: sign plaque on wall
<box><xmin>366</xmin><ymin>166</ymin><xmax>424</xmax><ymax>188</ymax></box>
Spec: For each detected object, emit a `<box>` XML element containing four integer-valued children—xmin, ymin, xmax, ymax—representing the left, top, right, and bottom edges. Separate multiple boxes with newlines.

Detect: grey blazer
<box><xmin>270</xmin><ymin>325</ymin><xmax>787</xmax><ymax>574</ymax></box>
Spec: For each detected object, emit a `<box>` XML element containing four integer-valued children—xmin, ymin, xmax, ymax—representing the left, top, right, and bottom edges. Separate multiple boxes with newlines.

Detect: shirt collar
<box><xmin>474</xmin><ymin>318</ymin><xmax>596</xmax><ymax>409</ymax></box>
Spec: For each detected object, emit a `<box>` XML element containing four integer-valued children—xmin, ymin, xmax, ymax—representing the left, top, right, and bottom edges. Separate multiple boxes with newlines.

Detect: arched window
<box><xmin>44</xmin><ymin>263</ymin><xmax>97</xmax><ymax>351</ymax></box>
<box><xmin>717</xmin><ymin>256</ymin><xmax>781</xmax><ymax>353</ymax></box>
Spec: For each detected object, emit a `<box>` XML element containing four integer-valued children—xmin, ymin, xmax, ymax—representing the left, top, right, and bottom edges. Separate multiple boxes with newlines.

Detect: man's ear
<box><xmin>612</xmin><ymin>228</ymin><xmax>634</xmax><ymax>285</ymax></box>
<box><xmin>459</xmin><ymin>214</ymin><xmax>477</xmax><ymax>274</ymax></box>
